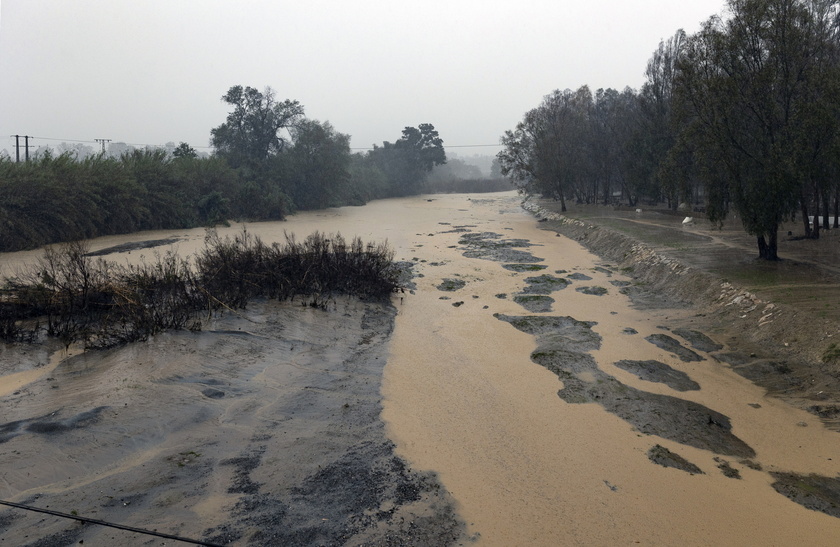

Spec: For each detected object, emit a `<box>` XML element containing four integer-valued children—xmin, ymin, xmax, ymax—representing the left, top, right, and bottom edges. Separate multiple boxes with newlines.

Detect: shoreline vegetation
<box><xmin>0</xmin><ymin>149</ymin><xmax>510</xmax><ymax>254</ymax></box>
<box><xmin>0</xmin><ymin>230</ymin><xmax>401</xmax><ymax>349</ymax></box>
<box><xmin>0</xmin><ymin>86</ymin><xmax>510</xmax><ymax>254</ymax></box>
<box><xmin>498</xmin><ymin>0</ymin><xmax>840</xmax><ymax>261</ymax></box>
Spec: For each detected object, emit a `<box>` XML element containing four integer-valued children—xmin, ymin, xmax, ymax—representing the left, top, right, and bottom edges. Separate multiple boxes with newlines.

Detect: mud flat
<box><xmin>0</xmin><ymin>297</ymin><xmax>462</xmax><ymax>545</ymax></box>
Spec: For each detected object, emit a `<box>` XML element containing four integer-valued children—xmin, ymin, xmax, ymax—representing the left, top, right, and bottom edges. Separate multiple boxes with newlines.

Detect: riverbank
<box><xmin>526</xmin><ymin>198</ymin><xmax>840</xmax><ymax>427</ymax></box>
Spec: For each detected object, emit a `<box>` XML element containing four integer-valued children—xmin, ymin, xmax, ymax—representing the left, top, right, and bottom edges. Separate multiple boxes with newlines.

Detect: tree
<box><xmin>498</xmin><ymin>87</ymin><xmax>592</xmax><ymax>211</ymax></box>
<box><xmin>427</xmin><ymin>158</ymin><xmax>483</xmax><ymax>183</ymax></box>
<box><xmin>396</xmin><ymin>124</ymin><xmax>446</xmax><ymax>173</ymax></box>
<box><xmin>368</xmin><ymin>124</ymin><xmax>446</xmax><ymax>195</ymax></box>
<box><xmin>675</xmin><ymin>0</ymin><xmax>840</xmax><ymax>259</ymax></box>
<box><xmin>590</xmin><ymin>87</ymin><xmax>640</xmax><ymax>205</ymax></box>
<box><xmin>210</xmin><ymin>85</ymin><xmax>305</xmax><ymax>168</ymax></box>
<box><xmin>636</xmin><ymin>30</ymin><xmax>690</xmax><ymax>208</ymax></box>
<box><xmin>490</xmin><ymin>157</ymin><xmax>503</xmax><ymax>179</ymax></box>
<box><xmin>172</xmin><ymin>142</ymin><xmax>198</xmax><ymax>159</ymax></box>
<box><xmin>347</xmin><ymin>153</ymin><xmax>390</xmax><ymax>204</ymax></box>
<box><xmin>286</xmin><ymin>120</ymin><xmax>352</xmax><ymax>210</ymax></box>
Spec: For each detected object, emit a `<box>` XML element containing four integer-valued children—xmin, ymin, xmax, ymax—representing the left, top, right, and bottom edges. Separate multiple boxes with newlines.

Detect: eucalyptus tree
<box><xmin>675</xmin><ymin>0</ymin><xmax>840</xmax><ymax>259</ymax></box>
<box><xmin>792</xmin><ymin>0</ymin><xmax>840</xmax><ymax>238</ymax></box>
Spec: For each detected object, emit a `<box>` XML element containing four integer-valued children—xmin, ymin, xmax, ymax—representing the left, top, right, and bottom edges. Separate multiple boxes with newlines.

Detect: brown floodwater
<box><xmin>2</xmin><ymin>192</ymin><xmax>840</xmax><ymax>545</ymax></box>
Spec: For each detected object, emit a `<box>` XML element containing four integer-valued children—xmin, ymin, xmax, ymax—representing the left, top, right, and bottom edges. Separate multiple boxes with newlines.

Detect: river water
<box><xmin>3</xmin><ymin>191</ymin><xmax>840</xmax><ymax>545</ymax></box>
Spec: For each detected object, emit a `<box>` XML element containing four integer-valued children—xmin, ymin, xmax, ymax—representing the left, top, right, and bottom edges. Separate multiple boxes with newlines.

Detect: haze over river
<box><xmin>2</xmin><ymin>192</ymin><xmax>840</xmax><ymax>545</ymax></box>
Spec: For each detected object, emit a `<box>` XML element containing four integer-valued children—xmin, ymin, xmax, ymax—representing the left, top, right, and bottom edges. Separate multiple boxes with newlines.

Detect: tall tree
<box><xmin>675</xmin><ymin>0</ymin><xmax>840</xmax><ymax>259</ymax></box>
<box><xmin>172</xmin><ymin>142</ymin><xmax>198</xmax><ymax>159</ymax></box>
<box><xmin>590</xmin><ymin>87</ymin><xmax>639</xmax><ymax>205</ymax></box>
<box><xmin>210</xmin><ymin>85</ymin><xmax>305</xmax><ymax>168</ymax></box>
<box><xmin>498</xmin><ymin>87</ymin><xmax>592</xmax><ymax>211</ymax></box>
<box><xmin>369</xmin><ymin>124</ymin><xmax>446</xmax><ymax>195</ymax></box>
<box><xmin>286</xmin><ymin>120</ymin><xmax>352</xmax><ymax>210</ymax></box>
<box><xmin>634</xmin><ymin>30</ymin><xmax>688</xmax><ymax>208</ymax></box>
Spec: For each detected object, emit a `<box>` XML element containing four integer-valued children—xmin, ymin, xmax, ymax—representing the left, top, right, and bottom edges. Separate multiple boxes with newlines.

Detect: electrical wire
<box><xmin>0</xmin><ymin>499</ymin><xmax>225</xmax><ymax>547</ymax></box>
<box><xmin>6</xmin><ymin>134</ymin><xmax>501</xmax><ymax>152</ymax></box>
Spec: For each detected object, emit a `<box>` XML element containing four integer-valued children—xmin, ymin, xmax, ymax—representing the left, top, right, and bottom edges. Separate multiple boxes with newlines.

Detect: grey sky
<box><xmin>0</xmin><ymin>0</ymin><xmax>724</xmax><ymax>159</ymax></box>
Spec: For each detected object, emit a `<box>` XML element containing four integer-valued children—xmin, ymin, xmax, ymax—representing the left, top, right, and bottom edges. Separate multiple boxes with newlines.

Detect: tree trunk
<box><xmin>823</xmin><ymin>189</ymin><xmax>830</xmax><ymax>230</ymax></box>
<box><xmin>758</xmin><ymin>229</ymin><xmax>780</xmax><ymax>260</ymax></box>
<box><xmin>834</xmin><ymin>190</ymin><xmax>839</xmax><ymax>229</ymax></box>
<box><xmin>767</xmin><ymin>229</ymin><xmax>779</xmax><ymax>260</ymax></box>
<box><xmin>757</xmin><ymin>235</ymin><xmax>769</xmax><ymax>259</ymax></box>
<box><xmin>801</xmin><ymin>198</ymin><xmax>812</xmax><ymax>238</ymax></box>
<box><xmin>559</xmin><ymin>191</ymin><xmax>567</xmax><ymax>212</ymax></box>
<box><xmin>813</xmin><ymin>191</ymin><xmax>820</xmax><ymax>239</ymax></box>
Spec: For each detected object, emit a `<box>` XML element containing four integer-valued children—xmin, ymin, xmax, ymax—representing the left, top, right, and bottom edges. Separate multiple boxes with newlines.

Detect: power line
<box><xmin>6</xmin><ymin>134</ymin><xmax>502</xmax><ymax>154</ymax></box>
<box><xmin>8</xmin><ymin>135</ymin><xmax>215</xmax><ymax>151</ymax></box>
<box><xmin>0</xmin><ymin>499</ymin><xmax>224</xmax><ymax>546</ymax></box>
<box><xmin>26</xmin><ymin>136</ymin><xmax>98</xmax><ymax>144</ymax></box>
<box><xmin>446</xmin><ymin>144</ymin><xmax>504</xmax><ymax>148</ymax></box>
<box><xmin>350</xmin><ymin>143</ymin><xmax>503</xmax><ymax>151</ymax></box>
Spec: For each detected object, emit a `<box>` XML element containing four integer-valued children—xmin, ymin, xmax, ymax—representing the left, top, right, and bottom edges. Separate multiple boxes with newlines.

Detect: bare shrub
<box><xmin>0</xmin><ymin>230</ymin><xmax>400</xmax><ymax>348</ymax></box>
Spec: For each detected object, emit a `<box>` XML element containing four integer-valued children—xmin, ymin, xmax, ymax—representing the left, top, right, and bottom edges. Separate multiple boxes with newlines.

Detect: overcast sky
<box><xmin>0</xmin><ymin>0</ymin><xmax>724</xmax><ymax>159</ymax></box>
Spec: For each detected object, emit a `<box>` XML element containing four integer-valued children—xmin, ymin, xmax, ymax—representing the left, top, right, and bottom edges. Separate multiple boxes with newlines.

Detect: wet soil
<box><xmin>512</xmin><ymin>294</ymin><xmax>554</xmax><ymax>313</ymax></box>
<box><xmin>0</xmin><ymin>298</ymin><xmax>463</xmax><ymax>546</ymax></box>
<box><xmin>436</xmin><ymin>278</ymin><xmax>466</xmax><ymax>292</ymax></box>
<box><xmin>528</xmin><ymin>197</ymin><xmax>840</xmax><ymax>517</ymax></box>
<box><xmin>496</xmin><ymin>313</ymin><xmax>756</xmax><ymax>459</ymax></box>
<box><xmin>771</xmin><ymin>472</ymin><xmax>840</xmax><ymax>519</ymax></box>
<box><xmin>613</xmin><ymin>360</ymin><xmax>701</xmax><ymax>392</ymax></box>
<box><xmin>530</xmin><ymin>198</ymin><xmax>840</xmax><ymax>410</ymax></box>
<box><xmin>458</xmin><ymin>232</ymin><xmax>542</xmax><ymax>263</ymax></box>
<box><xmin>645</xmin><ymin>333</ymin><xmax>704</xmax><ymax>362</ymax></box>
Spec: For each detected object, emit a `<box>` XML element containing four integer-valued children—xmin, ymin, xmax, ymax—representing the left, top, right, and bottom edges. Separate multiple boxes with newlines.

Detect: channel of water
<box><xmin>2</xmin><ymin>191</ymin><xmax>840</xmax><ymax>545</ymax></box>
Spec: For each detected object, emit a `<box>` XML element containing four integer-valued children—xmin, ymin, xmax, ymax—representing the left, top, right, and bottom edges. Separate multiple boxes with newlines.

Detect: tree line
<box><xmin>498</xmin><ymin>0</ymin><xmax>840</xmax><ymax>259</ymax></box>
<box><xmin>0</xmin><ymin>85</ymin><xmax>452</xmax><ymax>252</ymax></box>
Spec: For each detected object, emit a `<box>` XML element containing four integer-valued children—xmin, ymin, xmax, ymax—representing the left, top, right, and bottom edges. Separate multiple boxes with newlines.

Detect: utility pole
<box><xmin>10</xmin><ymin>135</ymin><xmax>34</xmax><ymax>162</ymax></box>
<box><xmin>95</xmin><ymin>138</ymin><xmax>111</xmax><ymax>155</ymax></box>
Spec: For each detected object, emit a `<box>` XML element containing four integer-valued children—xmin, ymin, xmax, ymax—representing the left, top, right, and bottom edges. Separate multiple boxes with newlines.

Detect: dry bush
<box><xmin>0</xmin><ymin>230</ymin><xmax>400</xmax><ymax>348</ymax></box>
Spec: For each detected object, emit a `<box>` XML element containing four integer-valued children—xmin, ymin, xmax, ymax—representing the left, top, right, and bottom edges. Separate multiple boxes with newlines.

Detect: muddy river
<box><xmin>2</xmin><ymin>191</ymin><xmax>840</xmax><ymax>545</ymax></box>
